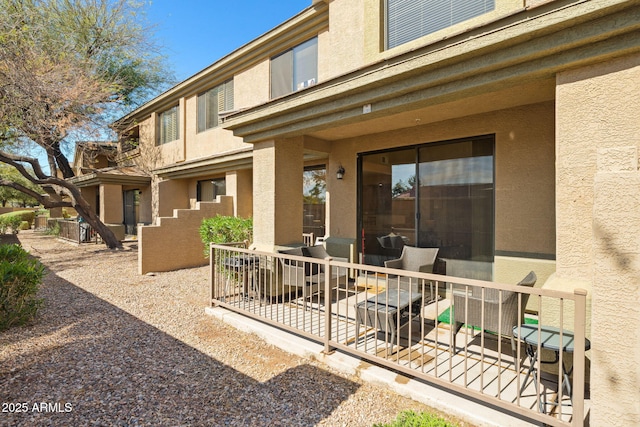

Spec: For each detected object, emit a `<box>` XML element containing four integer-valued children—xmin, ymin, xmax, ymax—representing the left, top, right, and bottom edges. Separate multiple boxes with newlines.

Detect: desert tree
<box><xmin>0</xmin><ymin>0</ymin><xmax>173</xmax><ymax>248</ymax></box>
<box><xmin>0</xmin><ymin>164</ymin><xmax>40</xmax><ymax>207</ymax></box>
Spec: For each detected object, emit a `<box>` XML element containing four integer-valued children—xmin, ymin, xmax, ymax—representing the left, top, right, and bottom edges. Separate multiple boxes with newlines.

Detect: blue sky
<box><xmin>146</xmin><ymin>0</ymin><xmax>313</xmax><ymax>82</ymax></box>
<box><xmin>46</xmin><ymin>1</ymin><xmax>312</xmax><ymax>172</ymax></box>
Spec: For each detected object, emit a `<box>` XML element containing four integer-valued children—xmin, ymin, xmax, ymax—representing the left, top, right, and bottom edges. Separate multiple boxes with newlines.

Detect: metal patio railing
<box><xmin>57</xmin><ymin>219</ymin><xmax>98</xmax><ymax>244</ymax></box>
<box><xmin>209</xmin><ymin>244</ymin><xmax>589</xmax><ymax>427</ymax></box>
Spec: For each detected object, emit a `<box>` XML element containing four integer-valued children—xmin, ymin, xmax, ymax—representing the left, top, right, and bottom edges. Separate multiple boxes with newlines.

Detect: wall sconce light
<box><xmin>336</xmin><ymin>165</ymin><xmax>345</xmax><ymax>180</ymax></box>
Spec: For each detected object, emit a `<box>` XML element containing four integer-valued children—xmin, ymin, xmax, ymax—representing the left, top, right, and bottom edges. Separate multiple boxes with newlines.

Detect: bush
<box><xmin>0</xmin><ymin>215</ymin><xmax>22</xmax><ymax>234</ymax></box>
<box><xmin>199</xmin><ymin>216</ymin><xmax>253</xmax><ymax>257</ymax></box>
<box><xmin>19</xmin><ymin>221</ymin><xmax>30</xmax><ymax>230</ymax></box>
<box><xmin>0</xmin><ymin>210</ymin><xmax>36</xmax><ymax>233</ymax></box>
<box><xmin>0</xmin><ymin>244</ymin><xmax>44</xmax><ymax>331</ymax></box>
<box><xmin>45</xmin><ymin>222</ymin><xmax>61</xmax><ymax>236</ymax></box>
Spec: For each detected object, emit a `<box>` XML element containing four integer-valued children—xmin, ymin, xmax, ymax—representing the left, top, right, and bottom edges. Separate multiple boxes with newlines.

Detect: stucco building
<box><xmin>108</xmin><ymin>1</ymin><xmax>640</xmax><ymax>425</ymax></box>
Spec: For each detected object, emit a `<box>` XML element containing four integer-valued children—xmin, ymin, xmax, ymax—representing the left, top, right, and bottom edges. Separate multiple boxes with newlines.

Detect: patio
<box><xmin>210</xmin><ymin>244</ymin><xmax>590</xmax><ymax>427</ymax></box>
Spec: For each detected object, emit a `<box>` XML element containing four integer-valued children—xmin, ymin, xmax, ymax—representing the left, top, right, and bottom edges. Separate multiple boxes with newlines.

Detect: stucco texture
<box><xmin>138</xmin><ymin>196</ymin><xmax>234</xmax><ymax>274</ymax></box>
<box><xmin>556</xmin><ymin>54</ymin><xmax>640</xmax><ymax>427</ymax></box>
<box><xmin>327</xmin><ymin>101</ymin><xmax>556</xmax><ymax>266</ymax></box>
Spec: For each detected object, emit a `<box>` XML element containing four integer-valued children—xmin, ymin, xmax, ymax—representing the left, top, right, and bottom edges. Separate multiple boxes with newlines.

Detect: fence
<box><xmin>210</xmin><ymin>244</ymin><xmax>589</xmax><ymax>427</ymax></box>
<box><xmin>57</xmin><ymin>219</ymin><xmax>98</xmax><ymax>244</ymax></box>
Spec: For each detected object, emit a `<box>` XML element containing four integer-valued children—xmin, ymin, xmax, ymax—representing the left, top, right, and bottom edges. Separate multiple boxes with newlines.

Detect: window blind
<box><xmin>387</xmin><ymin>0</ymin><xmax>495</xmax><ymax>49</ymax></box>
<box><xmin>159</xmin><ymin>105</ymin><xmax>179</xmax><ymax>145</ymax></box>
<box><xmin>197</xmin><ymin>79</ymin><xmax>234</xmax><ymax>133</ymax></box>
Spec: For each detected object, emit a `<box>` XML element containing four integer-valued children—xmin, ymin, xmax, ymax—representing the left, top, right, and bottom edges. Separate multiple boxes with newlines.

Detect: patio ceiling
<box><xmin>223</xmin><ymin>0</ymin><xmax>640</xmax><ymax>143</ymax></box>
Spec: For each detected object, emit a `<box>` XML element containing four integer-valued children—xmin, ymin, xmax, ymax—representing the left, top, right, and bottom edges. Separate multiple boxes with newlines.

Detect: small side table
<box><xmin>513</xmin><ymin>324</ymin><xmax>591</xmax><ymax>414</ymax></box>
<box><xmin>355</xmin><ymin>289</ymin><xmax>422</xmax><ymax>353</ymax></box>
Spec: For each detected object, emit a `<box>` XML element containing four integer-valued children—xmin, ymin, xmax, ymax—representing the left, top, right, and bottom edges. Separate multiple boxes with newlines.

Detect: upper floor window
<box><xmin>197</xmin><ymin>79</ymin><xmax>234</xmax><ymax>133</ymax></box>
<box><xmin>386</xmin><ymin>0</ymin><xmax>495</xmax><ymax>49</ymax></box>
<box><xmin>270</xmin><ymin>37</ymin><xmax>318</xmax><ymax>99</ymax></box>
<box><xmin>158</xmin><ymin>105</ymin><xmax>179</xmax><ymax>145</ymax></box>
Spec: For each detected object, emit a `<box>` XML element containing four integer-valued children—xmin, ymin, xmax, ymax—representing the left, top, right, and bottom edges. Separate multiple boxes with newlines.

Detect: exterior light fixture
<box><xmin>336</xmin><ymin>165</ymin><xmax>345</xmax><ymax>180</ymax></box>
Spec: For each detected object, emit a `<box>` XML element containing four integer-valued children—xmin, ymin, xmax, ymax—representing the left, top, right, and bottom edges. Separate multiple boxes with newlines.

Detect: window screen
<box><xmin>386</xmin><ymin>0</ymin><xmax>495</xmax><ymax>49</ymax></box>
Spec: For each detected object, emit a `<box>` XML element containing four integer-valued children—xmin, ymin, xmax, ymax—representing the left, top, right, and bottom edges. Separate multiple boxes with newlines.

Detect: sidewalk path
<box><xmin>0</xmin><ymin>231</ymin><xmax>448</xmax><ymax>426</ymax></box>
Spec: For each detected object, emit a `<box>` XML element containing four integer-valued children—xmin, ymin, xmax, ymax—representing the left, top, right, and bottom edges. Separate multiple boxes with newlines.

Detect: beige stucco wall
<box><xmin>155</xmin><ymin>179</ymin><xmax>189</xmax><ymax>220</ymax></box>
<box><xmin>138</xmin><ymin>196</ymin><xmax>234</xmax><ymax>274</ymax></box>
<box><xmin>327</xmin><ymin>101</ymin><xmax>556</xmax><ymax>263</ymax></box>
<box><xmin>319</xmin><ymin>0</ymin><xmax>365</xmax><ymax>81</ymax></box>
<box><xmin>235</xmin><ymin>59</ymin><xmax>270</xmax><ymax>109</ymax></box>
<box><xmin>183</xmin><ymin>94</ymin><xmax>253</xmax><ymax>160</ymax></box>
<box><xmin>100</xmin><ymin>184</ymin><xmax>123</xmax><ymax>224</ymax></box>
<box><xmin>252</xmin><ymin>139</ymin><xmax>304</xmax><ymax>250</ymax></box>
<box><xmin>226</xmin><ymin>169</ymin><xmax>253</xmax><ymax>218</ymax></box>
<box><xmin>556</xmin><ymin>54</ymin><xmax>640</xmax><ymax>427</ymax></box>
<box><xmin>79</xmin><ymin>187</ymin><xmax>98</xmax><ymax>215</ymax></box>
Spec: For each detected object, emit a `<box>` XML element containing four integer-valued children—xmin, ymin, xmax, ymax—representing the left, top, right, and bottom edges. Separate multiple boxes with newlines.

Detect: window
<box><xmin>197</xmin><ymin>178</ymin><xmax>226</xmax><ymax>202</ymax></box>
<box><xmin>197</xmin><ymin>79</ymin><xmax>234</xmax><ymax>133</ymax></box>
<box><xmin>386</xmin><ymin>0</ymin><xmax>495</xmax><ymax>49</ymax></box>
<box><xmin>358</xmin><ymin>135</ymin><xmax>494</xmax><ymax>280</ymax></box>
<box><xmin>158</xmin><ymin>105</ymin><xmax>179</xmax><ymax>145</ymax></box>
<box><xmin>270</xmin><ymin>37</ymin><xmax>318</xmax><ymax>99</ymax></box>
<box><xmin>303</xmin><ymin>166</ymin><xmax>326</xmax><ymax>237</ymax></box>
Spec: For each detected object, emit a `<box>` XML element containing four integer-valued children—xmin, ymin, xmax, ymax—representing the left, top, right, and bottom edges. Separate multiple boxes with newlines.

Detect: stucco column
<box><xmin>99</xmin><ymin>184</ymin><xmax>123</xmax><ymax>224</ymax></box>
<box><xmin>225</xmin><ymin>169</ymin><xmax>253</xmax><ymax>218</ymax></box>
<box><xmin>556</xmin><ymin>55</ymin><xmax>640</xmax><ymax>427</ymax></box>
<box><xmin>252</xmin><ymin>138</ymin><xmax>303</xmax><ymax>250</ymax></box>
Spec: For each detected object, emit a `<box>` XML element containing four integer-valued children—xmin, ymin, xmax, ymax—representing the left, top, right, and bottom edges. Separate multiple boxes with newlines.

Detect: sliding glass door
<box><xmin>358</xmin><ymin>135</ymin><xmax>494</xmax><ymax>279</ymax></box>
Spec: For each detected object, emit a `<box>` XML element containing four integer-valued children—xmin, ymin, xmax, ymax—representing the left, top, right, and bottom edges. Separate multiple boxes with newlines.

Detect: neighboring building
<box><xmin>109</xmin><ymin>1</ymin><xmax>640</xmax><ymax>425</ymax></box>
<box><xmin>69</xmin><ymin>141</ymin><xmax>151</xmax><ymax>237</ymax></box>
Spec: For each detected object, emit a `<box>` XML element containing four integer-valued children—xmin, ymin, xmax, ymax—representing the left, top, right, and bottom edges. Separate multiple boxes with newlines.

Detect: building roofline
<box><xmin>222</xmin><ymin>0</ymin><xmax>640</xmax><ymax>142</ymax></box>
<box><xmin>112</xmin><ymin>2</ymin><xmax>329</xmax><ymax>131</ymax></box>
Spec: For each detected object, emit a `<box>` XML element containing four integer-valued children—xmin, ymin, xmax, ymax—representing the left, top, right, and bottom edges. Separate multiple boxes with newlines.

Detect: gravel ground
<box><xmin>0</xmin><ymin>231</ymin><xmax>462</xmax><ymax>427</ymax></box>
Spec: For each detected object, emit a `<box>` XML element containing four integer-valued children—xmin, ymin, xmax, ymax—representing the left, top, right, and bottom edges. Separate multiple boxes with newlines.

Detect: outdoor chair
<box><xmin>383</xmin><ymin>246</ymin><xmax>439</xmax><ymax>298</ymax></box>
<box><xmin>278</xmin><ymin>245</ymin><xmax>346</xmax><ymax>301</ymax></box>
<box><xmin>452</xmin><ymin>270</ymin><xmax>537</xmax><ymax>355</ymax></box>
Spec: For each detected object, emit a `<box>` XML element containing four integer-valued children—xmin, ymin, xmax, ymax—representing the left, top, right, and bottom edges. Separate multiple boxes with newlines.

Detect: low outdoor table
<box><xmin>222</xmin><ymin>254</ymin><xmax>260</xmax><ymax>299</ymax></box>
<box><xmin>355</xmin><ymin>289</ymin><xmax>422</xmax><ymax>353</ymax></box>
<box><xmin>512</xmin><ymin>324</ymin><xmax>591</xmax><ymax>414</ymax></box>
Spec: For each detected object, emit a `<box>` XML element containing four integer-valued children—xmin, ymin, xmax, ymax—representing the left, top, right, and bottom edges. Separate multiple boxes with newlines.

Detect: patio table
<box><xmin>355</xmin><ymin>289</ymin><xmax>422</xmax><ymax>353</ymax></box>
<box><xmin>513</xmin><ymin>324</ymin><xmax>591</xmax><ymax>414</ymax></box>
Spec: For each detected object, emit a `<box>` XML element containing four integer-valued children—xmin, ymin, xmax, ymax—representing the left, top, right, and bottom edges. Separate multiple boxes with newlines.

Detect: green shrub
<box><xmin>0</xmin><ymin>244</ymin><xmax>44</xmax><ymax>331</ymax></box>
<box><xmin>45</xmin><ymin>221</ymin><xmax>60</xmax><ymax>236</ymax></box>
<box><xmin>19</xmin><ymin>221</ymin><xmax>30</xmax><ymax>230</ymax></box>
<box><xmin>0</xmin><ymin>210</ymin><xmax>36</xmax><ymax>233</ymax></box>
<box><xmin>0</xmin><ymin>215</ymin><xmax>22</xmax><ymax>234</ymax></box>
<box><xmin>373</xmin><ymin>411</ymin><xmax>459</xmax><ymax>427</ymax></box>
<box><xmin>199</xmin><ymin>216</ymin><xmax>253</xmax><ymax>257</ymax></box>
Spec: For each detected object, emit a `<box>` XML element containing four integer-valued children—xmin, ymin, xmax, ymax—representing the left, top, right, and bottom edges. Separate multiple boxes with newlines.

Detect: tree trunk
<box><xmin>0</xmin><ymin>151</ymin><xmax>122</xmax><ymax>249</ymax></box>
<box><xmin>72</xmin><ymin>196</ymin><xmax>123</xmax><ymax>250</ymax></box>
<box><xmin>52</xmin><ymin>142</ymin><xmax>75</xmax><ymax>179</ymax></box>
